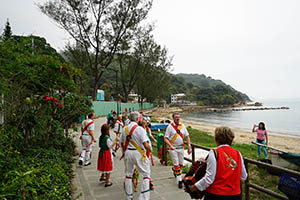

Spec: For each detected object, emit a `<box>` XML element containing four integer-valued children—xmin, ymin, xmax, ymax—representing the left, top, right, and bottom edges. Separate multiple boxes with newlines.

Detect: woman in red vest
<box><xmin>189</xmin><ymin>126</ymin><xmax>248</xmax><ymax>200</ymax></box>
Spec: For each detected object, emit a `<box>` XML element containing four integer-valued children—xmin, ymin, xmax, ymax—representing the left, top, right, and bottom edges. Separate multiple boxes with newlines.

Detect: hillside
<box><xmin>170</xmin><ymin>73</ymin><xmax>251</xmax><ymax>105</ymax></box>
<box><xmin>176</xmin><ymin>73</ymin><xmax>225</xmax><ymax>87</ymax></box>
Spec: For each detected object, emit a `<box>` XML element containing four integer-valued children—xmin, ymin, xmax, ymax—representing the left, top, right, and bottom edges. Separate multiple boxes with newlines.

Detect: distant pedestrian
<box><xmin>164</xmin><ymin>113</ymin><xmax>192</xmax><ymax>189</ymax></box>
<box><xmin>98</xmin><ymin>124</ymin><xmax>119</xmax><ymax>187</ymax></box>
<box><xmin>189</xmin><ymin>126</ymin><xmax>248</xmax><ymax>200</ymax></box>
<box><xmin>252</xmin><ymin>122</ymin><xmax>268</xmax><ymax>158</ymax></box>
<box><xmin>120</xmin><ymin>111</ymin><xmax>152</xmax><ymax>200</ymax></box>
<box><xmin>79</xmin><ymin>113</ymin><xmax>96</xmax><ymax>166</ymax></box>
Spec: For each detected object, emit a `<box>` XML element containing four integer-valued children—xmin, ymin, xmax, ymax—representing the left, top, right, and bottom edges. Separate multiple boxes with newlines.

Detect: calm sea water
<box><xmin>181</xmin><ymin>99</ymin><xmax>300</xmax><ymax>137</ymax></box>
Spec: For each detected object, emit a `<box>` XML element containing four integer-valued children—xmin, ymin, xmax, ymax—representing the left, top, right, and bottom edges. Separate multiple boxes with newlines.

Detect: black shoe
<box><xmin>178</xmin><ymin>181</ymin><xmax>183</xmax><ymax>189</ymax></box>
<box><xmin>99</xmin><ymin>177</ymin><xmax>106</xmax><ymax>182</ymax></box>
<box><xmin>105</xmin><ymin>183</ymin><xmax>113</xmax><ymax>187</ymax></box>
<box><xmin>84</xmin><ymin>162</ymin><xmax>91</xmax><ymax>166</ymax></box>
<box><xmin>112</xmin><ymin>152</ymin><xmax>116</xmax><ymax>157</ymax></box>
<box><xmin>79</xmin><ymin>160</ymin><xmax>83</xmax><ymax>166</ymax></box>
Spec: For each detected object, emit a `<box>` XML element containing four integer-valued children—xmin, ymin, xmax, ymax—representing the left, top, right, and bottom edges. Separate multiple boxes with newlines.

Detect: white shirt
<box><xmin>106</xmin><ymin>137</ymin><xmax>113</xmax><ymax>149</ymax></box>
<box><xmin>114</xmin><ymin>120</ymin><xmax>124</xmax><ymax>134</ymax></box>
<box><xmin>82</xmin><ymin>119</ymin><xmax>94</xmax><ymax>135</ymax></box>
<box><xmin>120</xmin><ymin>122</ymin><xmax>149</xmax><ymax>151</ymax></box>
<box><xmin>164</xmin><ymin>123</ymin><xmax>189</xmax><ymax>147</ymax></box>
<box><xmin>124</xmin><ymin>119</ymin><xmax>130</xmax><ymax>126</ymax></box>
<box><xmin>195</xmin><ymin>144</ymin><xmax>248</xmax><ymax>191</ymax></box>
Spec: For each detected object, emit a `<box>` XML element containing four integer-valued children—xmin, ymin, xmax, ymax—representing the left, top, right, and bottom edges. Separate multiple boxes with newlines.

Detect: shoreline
<box><xmin>148</xmin><ymin>107</ymin><xmax>300</xmax><ymax>153</ymax></box>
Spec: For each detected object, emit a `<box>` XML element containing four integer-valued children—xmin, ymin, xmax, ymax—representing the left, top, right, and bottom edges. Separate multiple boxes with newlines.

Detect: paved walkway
<box><xmin>72</xmin><ymin>117</ymin><xmax>191</xmax><ymax>200</ymax></box>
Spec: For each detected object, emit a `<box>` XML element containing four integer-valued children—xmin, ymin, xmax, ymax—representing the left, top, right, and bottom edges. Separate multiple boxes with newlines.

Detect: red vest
<box><xmin>206</xmin><ymin>146</ymin><xmax>242</xmax><ymax>195</ymax></box>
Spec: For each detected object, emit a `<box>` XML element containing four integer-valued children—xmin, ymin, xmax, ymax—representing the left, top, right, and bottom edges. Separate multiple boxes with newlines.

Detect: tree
<box><xmin>134</xmin><ymin>36</ymin><xmax>172</xmax><ymax>109</ymax></box>
<box><xmin>117</xmin><ymin>25</ymin><xmax>155</xmax><ymax>102</ymax></box>
<box><xmin>2</xmin><ymin>19</ymin><xmax>12</xmax><ymax>38</ymax></box>
<box><xmin>0</xmin><ymin>35</ymin><xmax>91</xmax><ymax>146</ymax></box>
<box><xmin>39</xmin><ymin>0</ymin><xmax>153</xmax><ymax>100</ymax></box>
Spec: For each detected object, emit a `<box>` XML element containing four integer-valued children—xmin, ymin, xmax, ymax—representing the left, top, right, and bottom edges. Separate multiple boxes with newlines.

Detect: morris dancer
<box><xmin>79</xmin><ymin>112</ymin><xmax>96</xmax><ymax>166</ymax></box>
<box><xmin>120</xmin><ymin>111</ymin><xmax>152</xmax><ymax>200</ymax></box>
<box><xmin>164</xmin><ymin>113</ymin><xmax>191</xmax><ymax>189</ymax></box>
<box><xmin>113</xmin><ymin>114</ymin><xmax>123</xmax><ymax>156</ymax></box>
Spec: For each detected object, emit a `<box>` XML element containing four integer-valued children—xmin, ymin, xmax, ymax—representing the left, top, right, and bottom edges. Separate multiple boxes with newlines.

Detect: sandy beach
<box><xmin>148</xmin><ymin>107</ymin><xmax>300</xmax><ymax>153</ymax></box>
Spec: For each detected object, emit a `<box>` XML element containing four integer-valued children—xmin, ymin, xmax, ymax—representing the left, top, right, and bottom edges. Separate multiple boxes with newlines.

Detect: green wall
<box><xmin>92</xmin><ymin>101</ymin><xmax>154</xmax><ymax>117</ymax></box>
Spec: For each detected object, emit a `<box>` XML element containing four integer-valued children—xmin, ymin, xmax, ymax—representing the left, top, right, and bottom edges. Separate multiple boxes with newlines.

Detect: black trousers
<box><xmin>204</xmin><ymin>192</ymin><xmax>241</xmax><ymax>200</ymax></box>
<box><xmin>107</xmin><ymin>117</ymin><xmax>114</xmax><ymax>125</ymax></box>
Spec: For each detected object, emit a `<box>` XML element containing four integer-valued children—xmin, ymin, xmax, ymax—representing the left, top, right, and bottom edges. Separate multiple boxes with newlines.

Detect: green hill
<box><xmin>170</xmin><ymin>73</ymin><xmax>250</xmax><ymax>105</ymax></box>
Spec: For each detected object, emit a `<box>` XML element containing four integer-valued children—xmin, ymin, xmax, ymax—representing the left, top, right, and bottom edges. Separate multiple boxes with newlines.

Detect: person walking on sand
<box><xmin>79</xmin><ymin>112</ymin><xmax>96</xmax><ymax>166</ymax></box>
<box><xmin>120</xmin><ymin>111</ymin><xmax>152</xmax><ymax>200</ymax></box>
<box><xmin>98</xmin><ymin>124</ymin><xmax>119</xmax><ymax>187</ymax></box>
<box><xmin>164</xmin><ymin>113</ymin><xmax>192</xmax><ymax>189</ymax></box>
<box><xmin>252</xmin><ymin>122</ymin><xmax>268</xmax><ymax>159</ymax></box>
<box><xmin>189</xmin><ymin>127</ymin><xmax>248</xmax><ymax>200</ymax></box>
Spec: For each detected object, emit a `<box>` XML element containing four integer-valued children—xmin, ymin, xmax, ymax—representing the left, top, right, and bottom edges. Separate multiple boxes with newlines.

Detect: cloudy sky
<box><xmin>1</xmin><ymin>0</ymin><xmax>300</xmax><ymax>100</ymax></box>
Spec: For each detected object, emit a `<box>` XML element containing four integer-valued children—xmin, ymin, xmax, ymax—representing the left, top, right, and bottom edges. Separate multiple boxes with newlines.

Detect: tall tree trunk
<box><xmin>93</xmin><ymin>77</ymin><xmax>99</xmax><ymax>101</ymax></box>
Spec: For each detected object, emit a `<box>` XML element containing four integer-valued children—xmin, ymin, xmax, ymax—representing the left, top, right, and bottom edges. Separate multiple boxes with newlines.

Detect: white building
<box><xmin>171</xmin><ymin>93</ymin><xmax>186</xmax><ymax>104</ymax></box>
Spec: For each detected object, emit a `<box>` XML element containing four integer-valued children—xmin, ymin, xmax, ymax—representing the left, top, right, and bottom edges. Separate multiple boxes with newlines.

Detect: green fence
<box><xmin>92</xmin><ymin>101</ymin><xmax>154</xmax><ymax>117</ymax></box>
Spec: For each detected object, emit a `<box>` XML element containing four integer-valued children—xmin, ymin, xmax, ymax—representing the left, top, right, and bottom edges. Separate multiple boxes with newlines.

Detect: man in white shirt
<box><xmin>79</xmin><ymin>112</ymin><xmax>96</xmax><ymax>166</ymax></box>
<box><xmin>120</xmin><ymin>111</ymin><xmax>152</xmax><ymax>200</ymax></box>
<box><xmin>164</xmin><ymin>113</ymin><xmax>192</xmax><ymax>189</ymax></box>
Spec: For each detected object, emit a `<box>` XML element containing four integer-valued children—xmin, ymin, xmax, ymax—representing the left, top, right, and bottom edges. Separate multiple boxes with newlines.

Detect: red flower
<box><xmin>41</xmin><ymin>95</ymin><xmax>46</xmax><ymax>98</ymax></box>
<box><xmin>56</xmin><ymin>103</ymin><xmax>63</xmax><ymax>108</ymax></box>
<box><xmin>45</xmin><ymin>97</ymin><xmax>50</xmax><ymax>101</ymax></box>
<box><xmin>51</xmin><ymin>97</ymin><xmax>58</xmax><ymax>102</ymax></box>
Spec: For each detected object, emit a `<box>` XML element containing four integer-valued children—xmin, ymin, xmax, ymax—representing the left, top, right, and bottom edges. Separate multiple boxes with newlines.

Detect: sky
<box><xmin>1</xmin><ymin>0</ymin><xmax>300</xmax><ymax>100</ymax></box>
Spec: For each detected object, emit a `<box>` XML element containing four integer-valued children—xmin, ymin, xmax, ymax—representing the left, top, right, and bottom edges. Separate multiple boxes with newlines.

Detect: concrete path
<box><xmin>72</xmin><ymin>117</ymin><xmax>191</xmax><ymax>200</ymax></box>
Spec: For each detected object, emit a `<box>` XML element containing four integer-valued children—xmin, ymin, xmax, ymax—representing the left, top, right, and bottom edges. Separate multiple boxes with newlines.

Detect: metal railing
<box><xmin>154</xmin><ymin>137</ymin><xmax>300</xmax><ymax>200</ymax></box>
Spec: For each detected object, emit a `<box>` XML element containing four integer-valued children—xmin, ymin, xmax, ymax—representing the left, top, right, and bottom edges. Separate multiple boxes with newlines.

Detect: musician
<box><xmin>164</xmin><ymin>113</ymin><xmax>192</xmax><ymax>189</ymax></box>
<box><xmin>120</xmin><ymin>111</ymin><xmax>152</xmax><ymax>200</ymax></box>
<box><xmin>189</xmin><ymin>126</ymin><xmax>248</xmax><ymax>200</ymax></box>
<box><xmin>79</xmin><ymin>112</ymin><xmax>96</xmax><ymax>166</ymax></box>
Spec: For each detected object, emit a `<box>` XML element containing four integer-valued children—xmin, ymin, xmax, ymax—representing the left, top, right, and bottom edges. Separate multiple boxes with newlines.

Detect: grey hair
<box><xmin>129</xmin><ymin>111</ymin><xmax>140</xmax><ymax>122</ymax></box>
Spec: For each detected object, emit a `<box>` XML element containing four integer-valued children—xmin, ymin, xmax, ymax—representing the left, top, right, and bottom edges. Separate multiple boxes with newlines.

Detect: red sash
<box><xmin>170</xmin><ymin>123</ymin><xmax>184</xmax><ymax>147</ymax></box>
<box><xmin>116</xmin><ymin>121</ymin><xmax>124</xmax><ymax>127</ymax></box>
<box><xmin>80</xmin><ymin>121</ymin><xmax>94</xmax><ymax>139</ymax></box>
<box><xmin>120</xmin><ymin>124</ymin><xmax>139</xmax><ymax>160</ymax></box>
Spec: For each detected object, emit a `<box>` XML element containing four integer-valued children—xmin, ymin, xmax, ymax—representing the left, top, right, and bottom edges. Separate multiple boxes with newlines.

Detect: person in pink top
<box><xmin>252</xmin><ymin>122</ymin><xmax>268</xmax><ymax>158</ymax></box>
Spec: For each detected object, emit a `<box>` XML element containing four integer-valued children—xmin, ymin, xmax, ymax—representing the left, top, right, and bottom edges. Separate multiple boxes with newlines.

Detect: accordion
<box><xmin>183</xmin><ymin>158</ymin><xmax>207</xmax><ymax>199</ymax></box>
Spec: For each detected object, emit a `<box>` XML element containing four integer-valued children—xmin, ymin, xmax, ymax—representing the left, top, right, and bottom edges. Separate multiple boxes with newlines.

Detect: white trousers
<box><xmin>79</xmin><ymin>135</ymin><xmax>93</xmax><ymax>165</ymax></box>
<box><xmin>124</xmin><ymin>150</ymin><xmax>151</xmax><ymax>200</ymax></box>
<box><xmin>169</xmin><ymin>148</ymin><xmax>184</xmax><ymax>182</ymax></box>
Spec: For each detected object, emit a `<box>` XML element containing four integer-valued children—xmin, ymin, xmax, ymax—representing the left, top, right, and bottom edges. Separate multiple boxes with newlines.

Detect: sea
<box><xmin>181</xmin><ymin>99</ymin><xmax>300</xmax><ymax>138</ymax></box>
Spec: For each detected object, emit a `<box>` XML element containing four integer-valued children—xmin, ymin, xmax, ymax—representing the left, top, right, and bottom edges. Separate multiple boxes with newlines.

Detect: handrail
<box><xmin>156</xmin><ymin>136</ymin><xmax>299</xmax><ymax>200</ymax></box>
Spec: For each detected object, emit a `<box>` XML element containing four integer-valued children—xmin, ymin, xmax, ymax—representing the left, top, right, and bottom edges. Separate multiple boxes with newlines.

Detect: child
<box><xmin>97</xmin><ymin>124</ymin><xmax>119</xmax><ymax>187</ymax></box>
<box><xmin>252</xmin><ymin>122</ymin><xmax>268</xmax><ymax>159</ymax></box>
